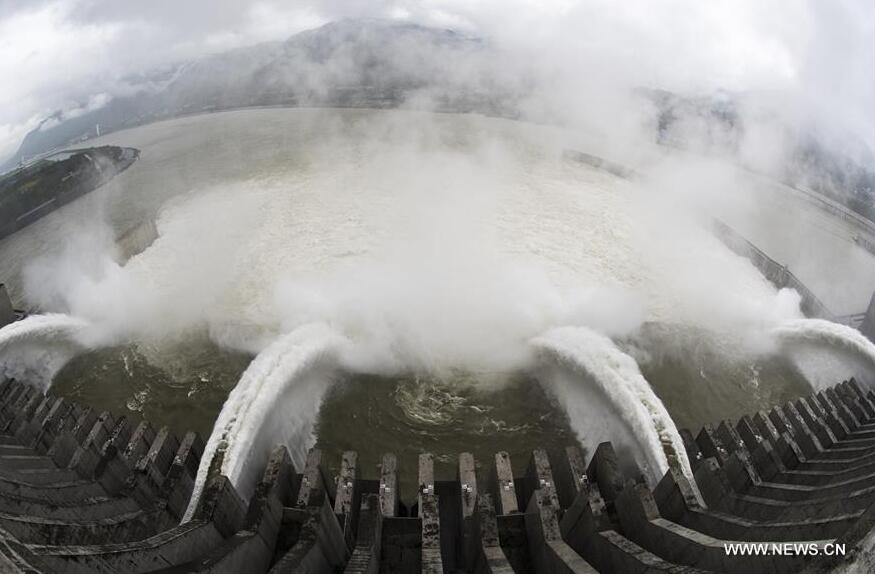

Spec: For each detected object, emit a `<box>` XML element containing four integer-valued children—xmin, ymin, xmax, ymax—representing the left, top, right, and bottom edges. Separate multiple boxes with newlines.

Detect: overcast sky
<box><xmin>0</xmin><ymin>0</ymin><xmax>873</xmax><ymax>162</ymax></box>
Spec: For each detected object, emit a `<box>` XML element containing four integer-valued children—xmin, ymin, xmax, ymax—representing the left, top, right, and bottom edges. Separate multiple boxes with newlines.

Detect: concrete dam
<box><xmin>2</xmin><ymin>374</ymin><xmax>875</xmax><ymax>572</ymax></box>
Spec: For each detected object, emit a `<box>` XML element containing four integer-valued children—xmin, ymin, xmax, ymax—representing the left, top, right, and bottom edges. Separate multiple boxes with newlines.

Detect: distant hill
<box><xmin>2</xmin><ymin>19</ymin><xmax>516</xmax><ymax>172</ymax></box>
<box><xmin>641</xmin><ymin>87</ymin><xmax>875</xmax><ymax>222</ymax></box>
<box><xmin>5</xmin><ymin>19</ymin><xmax>875</xmax><ymax>223</ymax></box>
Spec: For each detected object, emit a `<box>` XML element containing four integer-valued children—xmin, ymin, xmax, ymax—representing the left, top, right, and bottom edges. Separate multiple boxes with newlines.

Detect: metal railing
<box><xmin>711</xmin><ymin>219</ymin><xmax>835</xmax><ymax>320</ymax></box>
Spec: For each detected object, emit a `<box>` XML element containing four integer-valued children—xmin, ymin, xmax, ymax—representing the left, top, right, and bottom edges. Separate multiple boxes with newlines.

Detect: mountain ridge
<box><xmin>4</xmin><ymin>18</ymin><xmax>874</xmax><ymax>221</ymax></box>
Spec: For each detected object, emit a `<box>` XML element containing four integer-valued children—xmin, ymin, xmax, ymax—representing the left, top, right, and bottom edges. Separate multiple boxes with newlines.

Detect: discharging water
<box><xmin>0</xmin><ymin>109</ymin><xmax>873</xmax><ymax>499</ymax></box>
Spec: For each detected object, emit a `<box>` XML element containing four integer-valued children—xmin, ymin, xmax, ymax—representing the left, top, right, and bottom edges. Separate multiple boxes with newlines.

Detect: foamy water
<box><xmin>0</xmin><ymin>314</ymin><xmax>99</xmax><ymax>389</ymax></box>
<box><xmin>3</xmin><ymin>110</ymin><xmax>794</xmax><ymax>339</ymax></box>
<box><xmin>533</xmin><ymin>326</ymin><xmax>696</xmax><ymax>489</ymax></box>
<box><xmin>183</xmin><ymin>323</ymin><xmax>343</xmax><ymax>521</ymax></box>
<box><xmin>773</xmin><ymin>318</ymin><xmax>875</xmax><ymax>390</ymax></box>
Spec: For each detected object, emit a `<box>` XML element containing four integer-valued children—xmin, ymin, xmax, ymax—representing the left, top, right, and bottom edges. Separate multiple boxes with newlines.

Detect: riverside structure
<box><xmin>2</xmin><ymin>376</ymin><xmax>875</xmax><ymax>572</ymax></box>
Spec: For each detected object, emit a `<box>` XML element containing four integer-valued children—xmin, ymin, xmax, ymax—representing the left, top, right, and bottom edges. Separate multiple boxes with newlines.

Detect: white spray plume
<box><xmin>0</xmin><ymin>314</ymin><xmax>103</xmax><ymax>390</ymax></box>
<box><xmin>183</xmin><ymin>323</ymin><xmax>343</xmax><ymax>521</ymax></box>
<box><xmin>532</xmin><ymin>325</ymin><xmax>696</xmax><ymax>492</ymax></box>
<box><xmin>772</xmin><ymin>318</ymin><xmax>875</xmax><ymax>391</ymax></box>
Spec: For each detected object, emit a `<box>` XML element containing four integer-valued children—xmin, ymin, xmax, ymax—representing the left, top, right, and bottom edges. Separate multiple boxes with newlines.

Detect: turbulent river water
<box><xmin>1</xmin><ymin>108</ymin><xmax>874</xmax><ymax>500</ymax></box>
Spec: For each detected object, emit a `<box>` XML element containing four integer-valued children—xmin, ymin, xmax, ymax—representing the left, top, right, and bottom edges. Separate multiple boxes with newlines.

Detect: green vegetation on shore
<box><xmin>0</xmin><ymin>146</ymin><xmax>138</xmax><ymax>239</ymax></box>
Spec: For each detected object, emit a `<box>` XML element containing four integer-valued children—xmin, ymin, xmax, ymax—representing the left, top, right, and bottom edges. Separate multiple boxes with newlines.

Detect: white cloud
<box><xmin>0</xmin><ymin>0</ymin><xmax>873</xmax><ymax>161</ymax></box>
<box><xmin>0</xmin><ymin>0</ymin><xmax>327</xmax><ymax>160</ymax></box>
<box><xmin>0</xmin><ymin>1</ymin><xmax>125</xmax><ymax>159</ymax></box>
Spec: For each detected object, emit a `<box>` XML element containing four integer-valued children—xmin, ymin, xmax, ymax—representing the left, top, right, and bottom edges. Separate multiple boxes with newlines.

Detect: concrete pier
<box><xmin>2</xmin><ymin>378</ymin><xmax>875</xmax><ymax>572</ymax></box>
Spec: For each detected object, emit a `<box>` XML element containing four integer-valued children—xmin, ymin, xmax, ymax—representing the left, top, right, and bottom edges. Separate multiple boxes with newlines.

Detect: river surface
<box><xmin>0</xmin><ymin>108</ymin><xmax>870</xmax><ymax>498</ymax></box>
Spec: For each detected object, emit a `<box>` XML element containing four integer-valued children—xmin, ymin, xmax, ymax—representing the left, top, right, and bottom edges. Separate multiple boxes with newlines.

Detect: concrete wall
<box><xmin>2</xmin><ymin>378</ymin><xmax>875</xmax><ymax>572</ymax></box>
<box><xmin>712</xmin><ymin>219</ymin><xmax>833</xmax><ymax>319</ymax></box>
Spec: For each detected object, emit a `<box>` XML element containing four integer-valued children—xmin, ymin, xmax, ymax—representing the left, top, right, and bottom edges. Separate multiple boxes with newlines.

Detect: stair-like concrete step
<box><xmin>0</xmin><ymin>491</ymin><xmax>141</xmax><ymax>521</ymax></box>
<box><xmin>786</xmin><ymin>468</ymin><xmax>875</xmax><ymax>495</ymax></box>
<box><xmin>707</xmin><ymin>481</ymin><xmax>875</xmax><ymax>521</ymax></box>
<box><xmin>742</xmin><ymin>471</ymin><xmax>875</xmax><ymax>501</ymax></box>
<box><xmin>657</xmin><ymin>468</ymin><xmax>859</xmax><ymax>541</ymax></box>
<box><xmin>27</xmin><ymin>521</ymin><xmax>225</xmax><ymax>573</ymax></box>
<box><xmin>695</xmin><ymin>464</ymin><xmax>870</xmax><ymax>521</ymax></box>
<box><xmin>615</xmin><ymin>483</ymin><xmax>809</xmax><ymax>572</ymax></box>
<box><xmin>763</xmin><ymin>453</ymin><xmax>875</xmax><ymax>484</ymax></box>
<box><xmin>796</xmin><ymin>453</ymin><xmax>875</xmax><ymax>472</ymax></box>
<box><xmin>0</xmin><ymin>467</ymin><xmax>82</xmax><ymax>485</ymax></box>
<box><xmin>0</xmin><ymin>475</ymin><xmax>107</xmax><ymax>501</ymax></box>
<box><xmin>823</xmin><ymin>432</ymin><xmax>875</xmax><ymax>448</ymax></box>
<box><xmin>768</xmin><ymin>467</ymin><xmax>852</xmax><ymax>484</ymax></box>
<box><xmin>27</xmin><ymin>466</ymin><xmax>266</xmax><ymax>572</ymax></box>
<box><xmin>0</xmin><ymin>455</ymin><xmax>56</xmax><ymax>471</ymax></box>
<box><xmin>678</xmin><ymin>503</ymin><xmax>859</xmax><ymax>541</ymax></box>
<box><xmin>806</xmin><ymin>445</ymin><xmax>875</xmax><ymax>461</ymax></box>
<box><xmin>837</xmin><ymin>431</ymin><xmax>875</xmax><ymax>445</ymax></box>
<box><xmin>595</xmin><ymin>529</ymin><xmax>696</xmax><ymax>573</ymax></box>
<box><xmin>0</xmin><ymin>508</ymin><xmax>169</xmax><ymax>546</ymax></box>
<box><xmin>0</xmin><ymin>444</ymin><xmax>37</xmax><ymax>457</ymax></box>
<box><xmin>8</xmin><ymin>378</ymin><xmax>875</xmax><ymax>573</ymax></box>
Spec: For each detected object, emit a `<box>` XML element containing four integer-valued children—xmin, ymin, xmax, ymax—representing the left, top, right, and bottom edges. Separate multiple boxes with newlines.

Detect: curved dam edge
<box><xmin>564</xmin><ymin>146</ymin><xmax>875</xmax><ymax>324</ymax></box>
<box><xmin>0</xmin><ymin>376</ymin><xmax>875</xmax><ymax>572</ymax></box>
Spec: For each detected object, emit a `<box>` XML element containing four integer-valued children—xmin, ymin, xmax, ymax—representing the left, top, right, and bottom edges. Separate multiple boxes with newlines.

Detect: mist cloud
<box><xmin>1</xmin><ymin>1</ymin><xmax>874</xmax><ymax>164</ymax></box>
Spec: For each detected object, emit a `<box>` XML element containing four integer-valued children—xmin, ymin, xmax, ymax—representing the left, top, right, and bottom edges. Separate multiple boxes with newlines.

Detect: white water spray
<box><xmin>183</xmin><ymin>323</ymin><xmax>344</xmax><ymax>521</ymax></box>
<box><xmin>772</xmin><ymin>318</ymin><xmax>875</xmax><ymax>391</ymax></box>
<box><xmin>0</xmin><ymin>314</ymin><xmax>99</xmax><ymax>390</ymax></box>
<box><xmin>532</xmin><ymin>326</ymin><xmax>695</xmax><ymax>488</ymax></box>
